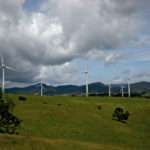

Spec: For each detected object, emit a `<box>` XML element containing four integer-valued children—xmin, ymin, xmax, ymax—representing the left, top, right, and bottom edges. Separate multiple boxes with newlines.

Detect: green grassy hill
<box><xmin>0</xmin><ymin>95</ymin><xmax>150</xmax><ymax>150</ymax></box>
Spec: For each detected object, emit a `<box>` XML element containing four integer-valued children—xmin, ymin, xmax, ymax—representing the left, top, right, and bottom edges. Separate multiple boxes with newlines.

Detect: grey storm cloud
<box><xmin>42</xmin><ymin>0</ymin><xmax>138</xmax><ymax>52</ymax></box>
<box><xmin>0</xmin><ymin>0</ymin><xmax>149</xmax><ymax>84</ymax></box>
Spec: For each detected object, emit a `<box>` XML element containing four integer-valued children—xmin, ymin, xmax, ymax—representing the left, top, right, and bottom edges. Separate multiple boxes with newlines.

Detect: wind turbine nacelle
<box><xmin>1</xmin><ymin>64</ymin><xmax>5</xmax><ymax>68</ymax></box>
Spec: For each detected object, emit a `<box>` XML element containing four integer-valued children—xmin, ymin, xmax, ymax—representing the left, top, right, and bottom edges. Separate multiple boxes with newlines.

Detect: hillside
<box><xmin>131</xmin><ymin>81</ymin><xmax>150</xmax><ymax>93</ymax></box>
<box><xmin>0</xmin><ymin>95</ymin><xmax>150</xmax><ymax>150</ymax></box>
<box><xmin>6</xmin><ymin>81</ymin><xmax>150</xmax><ymax>96</ymax></box>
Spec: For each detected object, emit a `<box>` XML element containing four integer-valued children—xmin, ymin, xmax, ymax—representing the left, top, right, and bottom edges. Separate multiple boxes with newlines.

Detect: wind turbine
<box><xmin>108</xmin><ymin>83</ymin><xmax>112</xmax><ymax>97</ymax></box>
<box><xmin>40</xmin><ymin>80</ymin><xmax>43</xmax><ymax>96</ymax></box>
<box><xmin>121</xmin><ymin>85</ymin><xmax>125</xmax><ymax>97</ymax></box>
<box><xmin>83</xmin><ymin>65</ymin><xmax>89</xmax><ymax>97</ymax></box>
<box><xmin>0</xmin><ymin>56</ymin><xmax>15</xmax><ymax>97</ymax></box>
<box><xmin>127</xmin><ymin>78</ymin><xmax>131</xmax><ymax>97</ymax></box>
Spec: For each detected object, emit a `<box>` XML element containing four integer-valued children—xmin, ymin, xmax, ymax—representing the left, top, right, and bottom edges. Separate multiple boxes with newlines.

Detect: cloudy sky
<box><xmin>0</xmin><ymin>0</ymin><xmax>150</xmax><ymax>87</ymax></box>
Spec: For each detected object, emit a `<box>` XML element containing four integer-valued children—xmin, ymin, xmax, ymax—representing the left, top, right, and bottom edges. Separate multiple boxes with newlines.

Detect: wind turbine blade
<box><xmin>5</xmin><ymin>66</ymin><xmax>16</xmax><ymax>71</ymax></box>
<box><xmin>0</xmin><ymin>56</ymin><xmax>4</xmax><ymax>65</ymax></box>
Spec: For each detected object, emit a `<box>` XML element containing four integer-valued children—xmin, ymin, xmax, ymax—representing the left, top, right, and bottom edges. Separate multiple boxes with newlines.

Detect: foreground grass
<box><xmin>0</xmin><ymin>95</ymin><xmax>150</xmax><ymax>150</ymax></box>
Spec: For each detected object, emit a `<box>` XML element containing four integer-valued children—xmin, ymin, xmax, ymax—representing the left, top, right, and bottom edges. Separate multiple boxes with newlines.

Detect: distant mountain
<box><xmin>87</xmin><ymin>82</ymin><xmax>107</xmax><ymax>93</ymax></box>
<box><xmin>6</xmin><ymin>83</ymin><xmax>55</xmax><ymax>95</ymax></box>
<box><xmin>131</xmin><ymin>81</ymin><xmax>150</xmax><ymax>94</ymax></box>
<box><xmin>6</xmin><ymin>81</ymin><xmax>150</xmax><ymax>96</ymax></box>
<box><xmin>55</xmin><ymin>85</ymin><xmax>80</xmax><ymax>95</ymax></box>
<box><xmin>6</xmin><ymin>82</ymin><xmax>107</xmax><ymax>95</ymax></box>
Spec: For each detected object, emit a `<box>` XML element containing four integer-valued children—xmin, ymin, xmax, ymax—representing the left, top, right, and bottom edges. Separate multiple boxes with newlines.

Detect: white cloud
<box><xmin>0</xmin><ymin>0</ymin><xmax>149</xmax><ymax>84</ymax></box>
<box><xmin>35</xmin><ymin>62</ymin><xmax>80</xmax><ymax>85</ymax></box>
<box><xmin>42</xmin><ymin>0</ymin><xmax>140</xmax><ymax>52</ymax></box>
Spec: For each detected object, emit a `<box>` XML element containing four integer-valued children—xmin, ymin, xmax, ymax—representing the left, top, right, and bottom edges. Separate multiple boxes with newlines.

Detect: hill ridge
<box><xmin>6</xmin><ymin>81</ymin><xmax>150</xmax><ymax>96</ymax></box>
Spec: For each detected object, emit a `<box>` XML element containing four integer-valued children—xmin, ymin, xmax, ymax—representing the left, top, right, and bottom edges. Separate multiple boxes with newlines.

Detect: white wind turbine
<box><xmin>0</xmin><ymin>56</ymin><xmax>15</xmax><ymax>96</ymax></box>
<box><xmin>30</xmin><ymin>80</ymin><xmax>44</xmax><ymax>96</ymax></box>
<box><xmin>40</xmin><ymin>80</ymin><xmax>43</xmax><ymax>96</ymax></box>
<box><xmin>127</xmin><ymin>78</ymin><xmax>131</xmax><ymax>97</ymax></box>
<box><xmin>109</xmin><ymin>78</ymin><xmax>119</xmax><ymax>97</ymax></box>
<box><xmin>83</xmin><ymin>65</ymin><xmax>89</xmax><ymax>97</ymax></box>
<box><xmin>108</xmin><ymin>78</ymin><xmax>114</xmax><ymax>97</ymax></box>
<box><xmin>121</xmin><ymin>85</ymin><xmax>125</xmax><ymax>97</ymax></box>
<box><xmin>108</xmin><ymin>83</ymin><xmax>112</xmax><ymax>97</ymax></box>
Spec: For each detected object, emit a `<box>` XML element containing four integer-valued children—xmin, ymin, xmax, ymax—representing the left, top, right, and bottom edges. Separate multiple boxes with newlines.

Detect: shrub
<box><xmin>57</xmin><ymin>103</ymin><xmax>62</xmax><ymax>106</ymax></box>
<box><xmin>97</xmin><ymin>105</ymin><xmax>102</xmax><ymax>110</ymax></box>
<box><xmin>0</xmin><ymin>98</ymin><xmax>22</xmax><ymax>134</ymax></box>
<box><xmin>112</xmin><ymin>107</ymin><xmax>130</xmax><ymax>122</ymax></box>
<box><xmin>19</xmin><ymin>96</ymin><xmax>27</xmax><ymax>101</ymax></box>
<box><xmin>43</xmin><ymin>101</ymin><xmax>48</xmax><ymax>104</ymax></box>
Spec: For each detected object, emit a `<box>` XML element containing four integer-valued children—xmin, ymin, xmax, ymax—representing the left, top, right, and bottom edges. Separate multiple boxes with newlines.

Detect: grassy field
<box><xmin>0</xmin><ymin>95</ymin><xmax>150</xmax><ymax>150</ymax></box>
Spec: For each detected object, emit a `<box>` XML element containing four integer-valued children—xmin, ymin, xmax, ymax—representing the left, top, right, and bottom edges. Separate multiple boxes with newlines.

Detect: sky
<box><xmin>0</xmin><ymin>0</ymin><xmax>150</xmax><ymax>87</ymax></box>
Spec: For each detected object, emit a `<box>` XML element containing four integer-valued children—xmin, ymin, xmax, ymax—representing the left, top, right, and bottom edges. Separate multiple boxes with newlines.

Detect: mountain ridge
<box><xmin>6</xmin><ymin>81</ymin><xmax>150</xmax><ymax>96</ymax></box>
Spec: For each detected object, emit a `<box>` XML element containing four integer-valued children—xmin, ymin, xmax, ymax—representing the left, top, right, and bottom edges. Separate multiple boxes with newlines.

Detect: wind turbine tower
<box><xmin>121</xmin><ymin>86</ymin><xmax>125</xmax><ymax>97</ymax></box>
<box><xmin>0</xmin><ymin>56</ymin><xmax>15</xmax><ymax>97</ymax></box>
<box><xmin>108</xmin><ymin>83</ymin><xmax>111</xmax><ymax>97</ymax></box>
<box><xmin>84</xmin><ymin>66</ymin><xmax>89</xmax><ymax>97</ymax></box>
<box><xmin>127</xmin><ymin>79</ymin><xmax>131</xmax><ymax>97</ymax></box>
<box><xmin>40</xmin><ymin>80</ymin><xmax>43</xmax><ymax>96</ymax></box>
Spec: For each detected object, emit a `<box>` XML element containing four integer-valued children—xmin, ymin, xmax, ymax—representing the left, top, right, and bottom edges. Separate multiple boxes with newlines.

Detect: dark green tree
<box><xmin>112</xmin><ymin>107</ymin><xmax>130</xmax><ymax>122</ymax></box>
<box><xmin>0</xmin><ymin>96</ymin><xmax>22</xmax><ymax>134</ymax></box>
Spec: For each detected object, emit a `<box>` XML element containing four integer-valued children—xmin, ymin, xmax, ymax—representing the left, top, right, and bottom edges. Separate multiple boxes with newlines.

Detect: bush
<box><xmin>0</xmin><ymin>99</ymin><xmax>22</xmax><ymax>134</ymax></box>
<box><xmin>43</xmin><ymin>101</ymin><xmax>48</xmax><ymax>104</ymax></box>
<box><xmin>57</xmin><ymin>103</ymin><xmax>62</xmax><ymax>106</ymax></box>
<box><xmin>19</xmin><ymin>96</ymin><xmax>27</xmax><ymax>101</ymax></box>
<box><xmin>112</xmin><ymin>107</ymin><xmax>130</xmax><ymax>122</ymax></box>
<box><xmin>97</xmin><ymin>105</ymin><xmax>102</xmax><ymax>110</ymax></box>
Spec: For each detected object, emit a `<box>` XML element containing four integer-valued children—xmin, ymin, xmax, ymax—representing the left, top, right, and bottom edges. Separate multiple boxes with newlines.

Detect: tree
<box><xmin>0</xmin><ymin>97</ymin><xmax>22</xmax><ymax>134</ymax></box>
<box><xmin>112</xmin><ymin>107</ymin><xmax>130</xmax><ymax>122</ymax></box>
